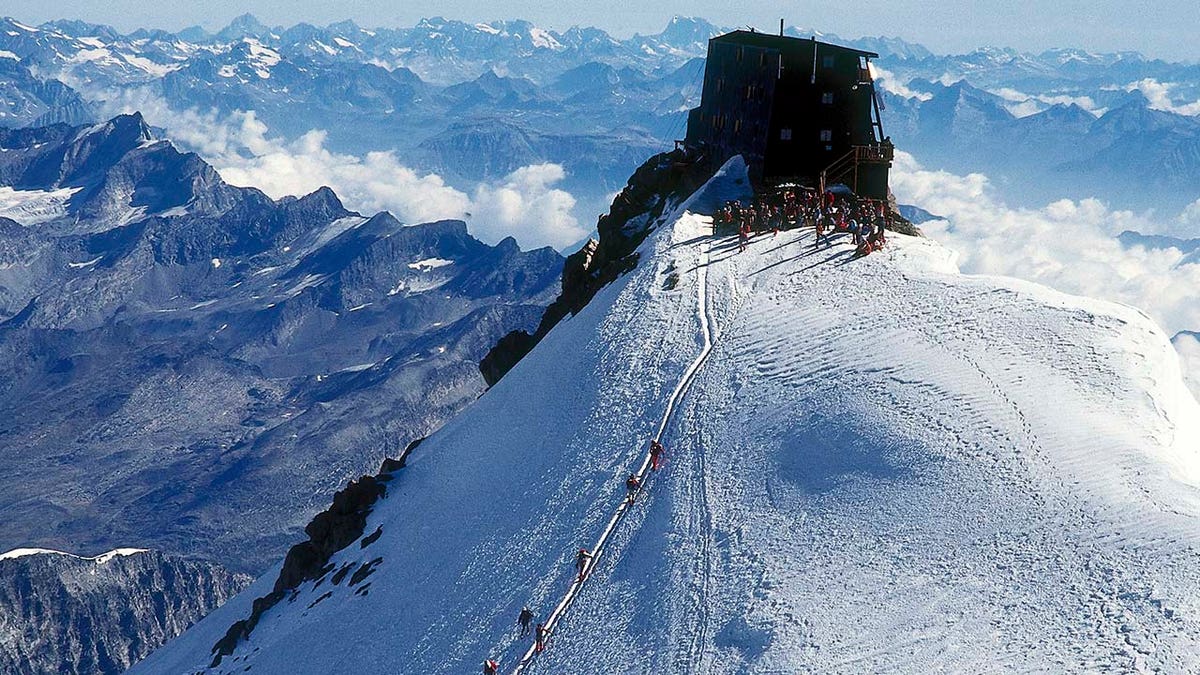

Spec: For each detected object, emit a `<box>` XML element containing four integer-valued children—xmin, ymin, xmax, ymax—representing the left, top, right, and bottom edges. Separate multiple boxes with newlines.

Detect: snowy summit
<box><xmin>137</xmin><ymin>162</ymin><xmax>1200</xmax><ymax>673</ymax></box>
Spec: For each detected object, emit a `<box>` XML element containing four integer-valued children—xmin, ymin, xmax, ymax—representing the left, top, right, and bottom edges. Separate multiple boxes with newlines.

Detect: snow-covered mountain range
<box><xmin>136</xmin><ymin>158</ymin><xmax>1200</xmax><ymax>673</ymax></box>
<box><xmin>2</xmin><ymin>14</ymin><xmax>1198</xmax><ymax>221</ymax></box>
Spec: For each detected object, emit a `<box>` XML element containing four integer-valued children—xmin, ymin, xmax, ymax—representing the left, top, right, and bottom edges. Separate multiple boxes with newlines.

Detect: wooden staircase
<box><xmin>819</xmin><ymin>141</ymin><xmax>894</xmax><ymax>195</ymax></box>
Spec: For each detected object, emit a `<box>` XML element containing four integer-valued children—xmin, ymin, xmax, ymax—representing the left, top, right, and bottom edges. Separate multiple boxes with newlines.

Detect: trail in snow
<box><xmin>511</xmin><ymin>239</ymin><xmax>717</xmax><ymax>674</ymax></box>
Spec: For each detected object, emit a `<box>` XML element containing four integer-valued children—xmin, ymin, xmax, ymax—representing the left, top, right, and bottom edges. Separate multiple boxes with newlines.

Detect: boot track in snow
<box><xmin>510</xmin><ymin>239</ymin><xmax>717</xmax><ymax>674</ymax></box>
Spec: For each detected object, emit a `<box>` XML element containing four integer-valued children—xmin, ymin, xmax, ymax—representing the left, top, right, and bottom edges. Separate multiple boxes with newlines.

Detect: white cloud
<box><xmin>870</xmin><ymin>64</ymin><xmax>932</xmax><ymax>101</ymax></box>
<box><xmin>470</xmin><ymin>163</ymin><xmax>580</xmax><ymax>249</ymax></box>
<box><xmin>890</xmin><ymin>151</ymin><xmax>1200</xmax><ymax>388</ymax></box>
<box><xmin>96</xmin><ymin>89</ymin><xmax>586</xmax><ymax>250</ymax></box>
<box><xmin>1112</xmin><ymin>78</ymin><xmax>1200</xmax><ymax>116</ymax></box>
<box><xmin>211</xmin><ymin>117</ymin><xmax>474</xmax><ymax>226</ymax></box>
<box><xmin>1175</xmin><ymin>334</ymin><xmax>1200</xmax><ymax>399</ymax></box>
<box><xmin>989</xmin><ymin>87</ymin><xmax>1103</xmax><ymax>118</ymax></box>
<box><xmin>1179</xmin><ymin>199</ymin><xmax>1200</xmax><ymax>233</ymax></box>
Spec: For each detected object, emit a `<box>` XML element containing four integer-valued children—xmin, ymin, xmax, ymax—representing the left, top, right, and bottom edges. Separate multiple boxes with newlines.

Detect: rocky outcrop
<box><xmin>886</xmin><ymin>190</ymin><xmax>924</xmax><ymax>237</ymax></box>
<box><xmin>0</xmin><ymin>549</ymin><xmax>248</xmax><ymax>675</ymax></box>
<box><xmin>209</xmin><ymin>441</ymin><xmax>419</xmax><ymax>666</ymax></box>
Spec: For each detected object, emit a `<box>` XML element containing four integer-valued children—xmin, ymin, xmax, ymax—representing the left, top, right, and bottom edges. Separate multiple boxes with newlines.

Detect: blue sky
<box><xmin>8</xmin><ymin>0</ymin><xmax>1200</xmax><ymax>60</ymax></box>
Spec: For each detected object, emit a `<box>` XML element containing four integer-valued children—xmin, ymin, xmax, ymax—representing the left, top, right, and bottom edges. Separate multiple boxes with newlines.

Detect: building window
<box><xmin>780</xmin><ymin>128</ymin><xmax>792</xmax><ymax>140</ymax></box>
<box><xmin>759</xmin><ymin>52</ymin><xmax>766</xmax><ymax>67</ymax></box>
<box><xmin>822</xmin><ymin>92</ymin><xmax>834</xmax><ymax>105</ymax></box>
<box><xmin>734</xmin><ymin>119</ymin><xmax>742</xmax><ymax>133</ymax></box>
<box><xmin>820</xmin><ymin>129</ymin><xmax>832</xmax><ymax>142</ymax></box>
<box><xmin>737</xmin><ymin>47</ymin><xmax>744</xmax><ymax>62</ymax></box>
<box><xmin>823</xmin><ymin>55</ymin><xmax>835</xmax><ymax>68</ymax></box>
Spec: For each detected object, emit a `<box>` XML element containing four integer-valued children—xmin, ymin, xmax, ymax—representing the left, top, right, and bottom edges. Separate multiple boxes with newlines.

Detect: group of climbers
<box><xmin>483</xmin><ymin>438</ymin><xmax>667</xmax><ymax>673</ymax></box>
<box><xmin>715</xmin><ymin>186</ymin><xmax>892</xmax><ymax>258</ymax></box>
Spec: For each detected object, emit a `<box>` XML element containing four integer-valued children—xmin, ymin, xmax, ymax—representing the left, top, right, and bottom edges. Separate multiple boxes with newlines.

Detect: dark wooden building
<box><xmin>684</xmin><ymin>30</ymin><xmax>893</xmax><ymax>199</ymax></box>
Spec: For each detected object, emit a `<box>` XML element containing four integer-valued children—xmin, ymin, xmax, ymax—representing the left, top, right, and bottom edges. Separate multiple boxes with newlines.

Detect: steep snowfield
<box><xmin>135</xmin><ymin>176</ymin><xmax>1200</xmax><ymax>673</ymax></box>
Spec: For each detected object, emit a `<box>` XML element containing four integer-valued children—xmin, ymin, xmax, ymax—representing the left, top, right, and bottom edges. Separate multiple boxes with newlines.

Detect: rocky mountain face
<box><xmin>0</xmin><ymin>548</ymin><xmax>249</xmax><ymax>675</ymax></box>
<box><xmin>0</xmin><ymin>114</ymin><xmax>564</xmax><ymax>574</ymax></box>
<box><xmin>0</xmin><ymin>56</ymin><xmax>93</xmax><ymax>128</ymax></box>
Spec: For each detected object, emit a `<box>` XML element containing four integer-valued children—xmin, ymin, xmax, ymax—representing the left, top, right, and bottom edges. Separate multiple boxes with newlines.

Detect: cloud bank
<box><xmin>1115</xmin><ymin>79</ymin><xmax>1200</xmax><ymax>117</ymax></box>
<box><xmin>100</xmin><ymin>91</ymin><xmax>585</xmax><ymax>250</ymax></box>
<box><xmin>989</xmin><ymin>87</ymin><xmax>1104</xmax><ymax>118</ymax></box>
<box><xmin>1175</xmin><ymin>334</ymin><xmax>1200</xmax><ymax>397</ymax></box>
<box><xmin>890</xmin><ymin>151</ymin><xmax>1200</xmax><ymax>391</ymax></box>
<box><xmin>870</xmin><ymin>64</ymin><xmax>932</xmax><ymax>102</ymax></box>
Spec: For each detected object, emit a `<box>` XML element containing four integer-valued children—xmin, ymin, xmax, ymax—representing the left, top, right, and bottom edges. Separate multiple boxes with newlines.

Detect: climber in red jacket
<box><xmin>650</xmin><ymin>440</ymin><xmax>665</xmax><ymax>471</ymax></box>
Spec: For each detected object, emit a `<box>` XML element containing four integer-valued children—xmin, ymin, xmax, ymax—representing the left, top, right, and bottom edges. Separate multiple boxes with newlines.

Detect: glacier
<box><xmin>135</xmin><ymin>170</ymin><xmax>1200</xmax><ymax>673</ymax></box>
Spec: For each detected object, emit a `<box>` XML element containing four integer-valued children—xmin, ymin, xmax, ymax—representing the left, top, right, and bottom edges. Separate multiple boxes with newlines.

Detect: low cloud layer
<box><xmin>1105</xmin><ymin>78</ymin><xmax>1200</xmax><ymax>117</ymax></box>
<box><xmin>890</xmin><ymin>151</ymin><xmax>1200</xmax><ymax>391</ymax></box>
<box><xmin>1175</xmin><ymin>334</ymin><xmax>1200</xmax><ymax>397</ymax></box>
<box><xmin>100</xmin><ymin>91</ymin><xmax>585</xmax><ymax>250</ymax></box>
<box><xmin>989</xmin><ymin>87</ymin><xmax>1104</xmax><ymax>118</ymax></box>
<box><xmin>871</xmin><ymin>64</ymin><xmax>932</xmax><ymax>102</ymax></box>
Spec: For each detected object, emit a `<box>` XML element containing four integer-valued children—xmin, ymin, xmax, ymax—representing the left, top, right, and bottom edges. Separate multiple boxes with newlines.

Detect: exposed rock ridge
<box><xmin>209</xmin><ymin>438</ymin><xmax>423</xmax><ymax>666</ymax></box>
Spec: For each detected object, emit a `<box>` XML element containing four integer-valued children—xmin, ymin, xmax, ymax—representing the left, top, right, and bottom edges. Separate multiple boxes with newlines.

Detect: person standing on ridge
<box><xmin>535</xmin><ymin>623</ymin><xmax>549</xmax><ymax>653</ymax></box>
<box><xmin>518</xmin><ymin>607</ymin><xmax>534</xmax><ymax>637</ymax></box>
<box><xmin>813</xmin><ymin>210</ymin><xmax>828</xmax><ymax>250</ymax></box>
<box><xmin>483</xmin><ymin>659</ymin><xmax>499</xmax><ymax>675</ymax></box>
<box><xmin>575</xmin><ymin>548</ymin><xmax>594</xmax><ymax>582</ymax></box>
<box><xmin>625</xmin><ymin>473</ymin><xmax>641</xmax><ymax>505</ymax></box>
<box><xmin>650</xmin><ymin>440</ymin><xmax>665</xmax><ymax>471</ymax></box>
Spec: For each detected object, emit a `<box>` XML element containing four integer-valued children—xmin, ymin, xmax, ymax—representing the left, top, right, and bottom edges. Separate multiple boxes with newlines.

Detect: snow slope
<box><xmin>135</xmin><ymin>173</ymin><xmax>1200</xmax><ymax>673</ymax></box>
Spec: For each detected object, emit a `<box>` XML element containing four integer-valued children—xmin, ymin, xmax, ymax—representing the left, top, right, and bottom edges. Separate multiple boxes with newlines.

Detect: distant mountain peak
<box><xmin>326</xmin><ymin>19</ymin><xmax>361</xmax><ymax>34</ymax></box>
<box><xmin>656</xmin><ymin>15</ymin><xmax>721</xmax><ymax>43</ymax></box>
<box><xmin>218</xmin><ymin>13</ymin><xmax>271</xmax><ymax>41</ymax></box>
<box><xmin>104</xmin><ymin>111</ymin><xmax>153</xmax><ymax>139</ymax></box>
